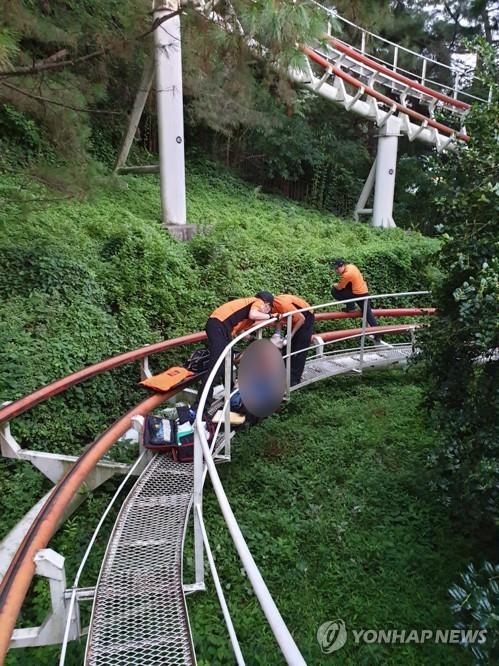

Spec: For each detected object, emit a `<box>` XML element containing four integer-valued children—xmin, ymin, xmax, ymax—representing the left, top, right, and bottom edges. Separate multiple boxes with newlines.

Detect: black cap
<box><xmin>332</xmin><ymin>258</ymin><xmax>346</xmax><ymax>269</ymax></box>
<box><xmin>255</xmin><ymin>291</ymin><xmax>274</xmax><ymax>305</ymax></box>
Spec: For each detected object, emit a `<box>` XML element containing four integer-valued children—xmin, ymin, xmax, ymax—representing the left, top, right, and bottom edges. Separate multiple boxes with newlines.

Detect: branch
<box><xmin>0</xmin><ymin>9</ymin><xmax>181</xmax><ymax>78</ymax></box>
<box><xmin>443</xmin><ymin>2</ymin><xmax>462</xmax><ymax>25</ymax></box>
<box><xmin>0</xmin><ymin>195</ymin><xmax>74</xmax><ymax>204</ymax></box>
<box><xmin>0</xmin><ymin>48</ymin><xmax>111</xmax><ymax>79</ymax></box>
<box><xmin>1</xmin><ymin>81</ymin><xmax>125</xmax><ymax>115</ymax></box>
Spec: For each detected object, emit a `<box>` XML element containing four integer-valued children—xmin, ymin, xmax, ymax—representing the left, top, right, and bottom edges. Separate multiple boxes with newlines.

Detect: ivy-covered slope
<box><xmin>0</xmin><ymin>160</ymin><xmax>437</xmax><ymax>454</ymax></box>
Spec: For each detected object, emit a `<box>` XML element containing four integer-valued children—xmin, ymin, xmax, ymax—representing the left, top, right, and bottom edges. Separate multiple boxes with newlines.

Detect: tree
<box><xmin>418</xmin><ymin>39</ymin><xmax>499</xmax><ymax>525</ymax></box>
<box><xmin>0</xmin><ymin>0</ymin><xmax>150</xmax><ymax>161</ymax></box>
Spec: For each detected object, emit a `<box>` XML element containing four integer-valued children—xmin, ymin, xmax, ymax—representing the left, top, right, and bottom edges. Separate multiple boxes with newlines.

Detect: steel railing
<box><xmin>190</xmin><ymin>290</ymin><xmax>431</xmax><ymax>663</ymax></box>
<box><xmin>0</xmin><ymin>293</ymin><xmax>434</xmax><ymax>663</ymax></box>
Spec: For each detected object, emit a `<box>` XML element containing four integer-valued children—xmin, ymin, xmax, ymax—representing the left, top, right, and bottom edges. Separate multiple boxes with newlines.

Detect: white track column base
<box><xmin>372</xmin><ymin>117</ymin><xmax>399</xmax><ymax>228</ymax></box>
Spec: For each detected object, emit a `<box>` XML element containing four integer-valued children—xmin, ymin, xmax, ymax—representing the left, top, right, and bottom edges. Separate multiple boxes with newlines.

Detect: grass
<box><xmin>187</xmin><ymin>368</ymin><xmax>474</xmax><ymax>665</ymax></box>
<box><xmin>0</xmin><ymin>160</ymin><xmax>447</xmax><ymax>664</ymax></box>
<box><xmin>3</xmin><ymin>369</ymin><xmax>474</xmax><ymax>665</ymax></box>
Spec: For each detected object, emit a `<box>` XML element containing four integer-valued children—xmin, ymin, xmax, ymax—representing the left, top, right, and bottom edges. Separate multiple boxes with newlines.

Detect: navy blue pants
<box><xmin>287</xmin><ymin>311</ymin><xmax>315</xmax><ymax>386</ymax></box>
<box><xmin>331</xmin><ymin>286</ymin><xmax>378</xmax><ymax>328</ymax></box>
<box><xmin>196</xmin><ymin>317</ymin><xmax>231</xmax><ymax>405</ymax></box>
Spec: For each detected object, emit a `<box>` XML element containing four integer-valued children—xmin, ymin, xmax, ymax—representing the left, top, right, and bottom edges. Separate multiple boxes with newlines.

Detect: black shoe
<box><xmin>341</xmin><ymin>307</ymin><xmax>356</xmax><ymax>313</ymax></box>
<box><xmin>373</xmin><ymin>336</ymin><xmax>382</xmax><ymax>344</ymax></box>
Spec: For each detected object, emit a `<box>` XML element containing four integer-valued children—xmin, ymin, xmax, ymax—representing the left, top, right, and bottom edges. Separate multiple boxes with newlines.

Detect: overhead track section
<box><xmin>194</xmin><ymin>2</ymin><xmax>475</xmax><ymax>151</ymax></box>
<box><xmin>191</xmin><ymin>1</ymin><xmax>477</xmax><ymax>227</ymax></box>
<box><xmin>314</xmin><ymin>3</ymin><xmax>489</xmax><ymax>108</ymax></box>
<box><xmin>299</xmin><ymin>46</ymin><xmax>469</xmax><ymax>150</ymax></box>
<box><xmin>324</xmin><ymin>37</ymin><xmax>470</xmax><ymax>114</ymax></box>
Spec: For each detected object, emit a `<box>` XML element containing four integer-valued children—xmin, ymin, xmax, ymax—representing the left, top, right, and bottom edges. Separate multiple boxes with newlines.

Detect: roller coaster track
<box><xmin>117</xmin><ymin>3</ymin><xmax>488</xmax><ymax>229</ymax></box>
<box><xmin>195</xmin><ymin>1</ymin><xmax>487</xmax><ymax>151</ymax></box>
<box><xmin>0</xmin><ymin>297</ymin><xmax>436</xmax><ymax>663</ymax></box>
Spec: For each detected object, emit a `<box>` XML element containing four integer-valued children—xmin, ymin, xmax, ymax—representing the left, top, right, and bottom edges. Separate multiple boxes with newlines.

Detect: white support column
<box><xmin>10</xmin><ymin>549</ymin><xmax>79</xmax><ymax>648</ymax></box>
<box><xmin>192</xmin><ymin>429</ymin><xmax>205</xmax><ymax>589</ymax></box>
<box><xmin>153</xmin><ymin>1</ymin><xmax>186</xmax><ymax>226</ymax></box>
<box><xmin>372</xmin><ymin>118</ymin><xmax>399</xmax><ymax>228</ymax></box>
<box><xmin>311</xmin><ymin>335</ymin><xmax>325</xmax><ymax>358</ymax></box>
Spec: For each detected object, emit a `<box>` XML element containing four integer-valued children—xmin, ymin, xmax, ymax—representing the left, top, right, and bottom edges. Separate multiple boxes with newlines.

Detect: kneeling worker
<box><xmin>330</xmin><ymin>258</ymin><xmax>381</xmax><ymax>343</ymax></box>
<box><xmin>195</xmin><ymin>292</ymin><xmax>275</xmax><ymax>407</ymax></box>
<box><xmin>271</xmin><ymin>293</ymin><xmax>315</xmax><ymax>386</ymax></box>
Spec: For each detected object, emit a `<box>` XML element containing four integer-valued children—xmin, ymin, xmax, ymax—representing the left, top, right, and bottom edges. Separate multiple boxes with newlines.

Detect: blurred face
<box><xmin>262</xmin><ymin>302</ymin><xmax>272</xmax><ymax>314</ymax></box>
<box><xmin>335</xmin><ymin>264</ymin><xmax>346</xmax><ymax>275</ymax></box>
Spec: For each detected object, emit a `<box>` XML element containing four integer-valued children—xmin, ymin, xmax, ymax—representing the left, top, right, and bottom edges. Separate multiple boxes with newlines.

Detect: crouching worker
<box><xmin>194</xmin><ymin>292</ymin><xmax>275</xmax><ymax>409</ymax></box>
<box><xmin>330</xmin><ymin>258</ymin><xmax>381</xmax><ymax>343</ymax></box>
<box><xmin>272</xmin><ymin>293</ymin><xmax>315</xmax><ymax>387</ymax></box>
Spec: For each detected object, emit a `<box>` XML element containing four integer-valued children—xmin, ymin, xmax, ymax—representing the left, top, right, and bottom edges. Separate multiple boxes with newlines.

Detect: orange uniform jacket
<box><xmin>210</xmin><ymin>297</ymin><xmax>267</xmax><ymax>335</ymax></box>
<box><xmin>273</xmin><ymin>294</ymin><xmax>312</xmax><ymax>327</ymax></box>
<box><xmin>335</xmin><ymin>264</ymin><xmax>368</xmax><ymax>294</ymax></box>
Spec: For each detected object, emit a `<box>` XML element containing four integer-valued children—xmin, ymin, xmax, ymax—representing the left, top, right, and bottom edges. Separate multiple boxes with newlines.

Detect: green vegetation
<box><xmin>418</xmin><ymin>42</ymin><xmax>499</xmax><ymax>526</ymax></box>
<box><xmin>0</xmin><ymin>159</ymin><xmax>448</xmax><ymax>666</ymax></box>
<box><xmin>4</xmin><ymin>370</ymin><xmax>481</xmax><ymax>666</ymax></box>
<box><xmin>0</xmin><ymin>160</ymin><xmax>436</xmax><ymax>462</ymax></box>
<box><xmin>188</xmin><ymin>371</ymin><xmax>478</xmax><ymax>665</ymax></box>
<box><xmin>1</xmin><ymin>3</ymin><xmax>498</xmax><ymax>662</ymax></box>
<box><xmin>416</xmin><ymin>44</ymin><xmax>499</xmax><ymax>662</ymax></box>
<box><xmin>2</xmin><ymin>1</ymin><xmax>495</xmax><ymax>229</ymax></box>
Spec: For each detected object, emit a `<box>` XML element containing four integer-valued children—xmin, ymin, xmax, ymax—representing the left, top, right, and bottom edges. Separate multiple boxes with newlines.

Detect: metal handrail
<box><xmin>1</xmin><ymin>294</ymin><xmax>433</xmax><ymax>662</ymax></box>
<box><xmin>192</xmin><ymin>290</ymin><xmax>431</xmax><ymax>663</ymax></box>
<box><xmin>58</xmin><ymin>452</ymin><xmax>148</xmax><ymax>665</ymax></box>
<box><xmin>0</xmin><ymin>331</ymin><xmax>206</xmax><ymax>425</ymax></box>
<box><xmin>309</xmin><ymin>0</ymin><xmax>490</xmax><ymax>105</ymax></box>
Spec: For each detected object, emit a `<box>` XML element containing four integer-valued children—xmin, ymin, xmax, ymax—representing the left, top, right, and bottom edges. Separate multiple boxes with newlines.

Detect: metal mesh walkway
<box><xmin>84</xmin><ymin>345</ymin><xmax>411</xmax><ymax>665</ymax></box>
<box><xmin>85</xmin><ymin>455</ymin><xmax>195</xmax><ymax>666</ymax></box>
<box><xmin>297</xmin><ymin>344</ymin><xmax>412</xmax><ymax>389</ymax></box>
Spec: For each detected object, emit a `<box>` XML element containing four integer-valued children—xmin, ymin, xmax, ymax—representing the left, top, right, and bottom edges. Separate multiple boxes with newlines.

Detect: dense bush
<box><xmin>449</xmin><ymin>561</ymin><xmax>499</xmax><ymax>664</ymax></box>
<box><xmin>0</xmin><ymin>161</ymin><xmax>438</xmax><ymax>456</ymax></box>
<box><xmin>417</xmin><ymin>43</ymin><xmax>499</xmax><ymax>526</ymax></box>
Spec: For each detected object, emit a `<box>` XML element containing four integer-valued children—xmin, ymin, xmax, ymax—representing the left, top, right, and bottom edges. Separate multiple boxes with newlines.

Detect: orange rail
<box><xmin>0</xmin><ymin>378</ymin><xmax>197</xmax><ymax>661</ymax></box>
<box><xmin>0</xmin><ymin>332</ymin><xmax>206</xmax><ymax>425</ymax></box>
<box><xmin>315</xmin><ymin>307</ymin><xmax>436</xmax><ymax>322</ymax></box>
<box><xmin>302</xmin><ymin>46</ymin><xmax>470</xmax><ymax>142</ymax></box>
<box><xmin>318</xmin><ymin>323</ymin><xmax>418</xmax><ymax>341</ymax></box>
<box><xmin>0</xmin><ymin>308</ymin><xmax>435</xmax><ymax>657</ymax></box>
<box><xmin>328</xmin><ymin>37</ymin><xmax>470</xmax><ymax>111</ymax></box>
<box><xmin>0</xmin><ymin>310</ymin><xmax>435</xmax><ymax>426</ymax></box>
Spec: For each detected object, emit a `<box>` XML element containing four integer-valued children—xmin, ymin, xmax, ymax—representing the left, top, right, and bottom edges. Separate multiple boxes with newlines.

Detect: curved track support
<box><xmin>0</xmin><ymin>303</ymin><xmax>435</xmax><ymax>661</ymax></box>
<box><xmin>0</xmin><ymin>380</ymin><xmax>196</xmax><ymax>661</ymax></box>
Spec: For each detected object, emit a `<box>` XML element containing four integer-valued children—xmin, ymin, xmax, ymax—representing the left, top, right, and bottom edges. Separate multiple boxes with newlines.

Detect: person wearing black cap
<box><xmin>331</xmin><ymin>259</ymin><xmax>381</xmax><ymax>342</ymax></box>
<box><xmin>194</xmin><ymin>292</ymin><xmax>275</xmax><ymax>408</ymax></box>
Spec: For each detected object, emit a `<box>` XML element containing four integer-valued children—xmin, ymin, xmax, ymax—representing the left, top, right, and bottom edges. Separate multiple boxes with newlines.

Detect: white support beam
<box><xmin>153</xmin><ymin>1</ymin><xmax>186</xmax><ymax>225</ymax></box>
<box><xmin>10</xmin><ymin>549</ymin><xmax>80</xmax><ymax>649</ymax></box>
<box><xmin>0</xmin><ymin>419</ymin><xmax>144</xmax><ymax>581</ymax></box>
<box><xmin>114</xmin><ymin>55</ymin><xmax>154</xmax><ymax>173</ymax></box>
<box><xmin>354</xmin><ymin>159</ymin><xmax>376</xmax><ymax>221</ymax></box>
<box><xmin>1</xmin><ymin>420</ymin><xmax>133</xmax><ymax>484</ymax></box>
<box><xmin>372</xmin><ymin>117</ymin><xmax>399</xmax><ymax>228</ymax></box>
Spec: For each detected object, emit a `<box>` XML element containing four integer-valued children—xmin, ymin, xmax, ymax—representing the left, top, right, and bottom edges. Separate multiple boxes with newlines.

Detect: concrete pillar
<box><xmin>153</xmin><ymin>2</ymin><xmax>186</xmax><ymax>225</ymax></box>
<box><xmin>372</xmin><ymin>118</ymin><xmax>399</xmax><ymax>228</ymax></box>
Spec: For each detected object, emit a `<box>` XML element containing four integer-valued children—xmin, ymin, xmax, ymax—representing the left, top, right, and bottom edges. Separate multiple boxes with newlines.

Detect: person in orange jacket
<box><xmin>271</xmin><ymin>293</ymin><xmax>315</xmax><ymax>386</ymax></box>
<box><xmin>330</xmin><ymin>258</ymin><xmax>381</xmax><ymax>341</ymax></box>
<box><xmin>195</xmin><ymin>292</ymin><xmax>275</xmax><ymax>407</ymax></box>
